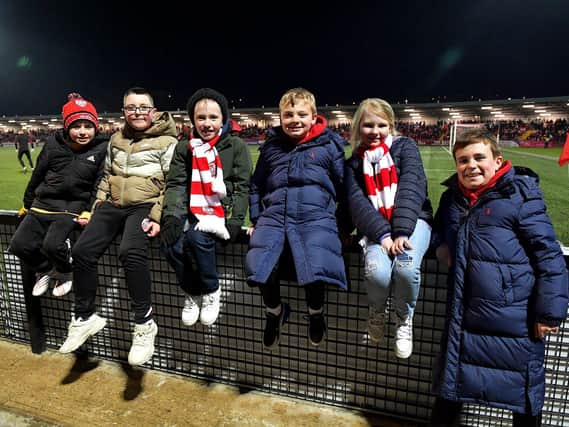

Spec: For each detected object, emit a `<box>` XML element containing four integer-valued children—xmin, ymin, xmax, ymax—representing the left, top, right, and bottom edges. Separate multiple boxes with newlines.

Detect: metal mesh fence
<box><xmin>0</xmin><ymin>211</ymin><xmax>567</xmax><ymax>426</ymax></box>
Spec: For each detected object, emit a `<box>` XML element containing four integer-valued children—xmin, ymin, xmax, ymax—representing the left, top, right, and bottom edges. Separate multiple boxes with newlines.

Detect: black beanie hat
<box><xmin>186</xmin><ymin>88</ymin><xmax>229</xmax><ymax>127</ymax></box>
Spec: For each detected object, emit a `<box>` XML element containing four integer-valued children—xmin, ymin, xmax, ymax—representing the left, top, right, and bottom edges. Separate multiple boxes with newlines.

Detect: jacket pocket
<box><xmin>498</xmin><ymin>264</ymin><xmax>514</xmax><ymax>305</ymax></box>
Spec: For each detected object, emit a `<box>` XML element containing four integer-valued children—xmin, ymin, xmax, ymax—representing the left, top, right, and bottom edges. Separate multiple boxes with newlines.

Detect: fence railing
<box><xmin>0</xmin><ymin>211</ymin><xmax>567</xmax><ymax>427</ymax></box>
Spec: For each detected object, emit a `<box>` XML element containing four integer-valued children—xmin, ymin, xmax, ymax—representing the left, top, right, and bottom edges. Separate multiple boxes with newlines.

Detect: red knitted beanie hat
<box><xmin>62</xmin><ymin>93</ymin><xmax>99</xmax><ymax>131</ymax></box>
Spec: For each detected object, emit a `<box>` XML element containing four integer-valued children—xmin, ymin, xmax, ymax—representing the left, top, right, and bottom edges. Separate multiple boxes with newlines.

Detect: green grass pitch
<box><xmin>1</xmin><ymin>144</ymin><xmax>567</xmax><ymax>244</ymax></box>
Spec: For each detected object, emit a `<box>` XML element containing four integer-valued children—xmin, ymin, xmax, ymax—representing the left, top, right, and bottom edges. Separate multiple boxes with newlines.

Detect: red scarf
<box><xmin>459</xmin><ymin>160</ymin><xmax>512</xmax><ymax>206</ymax></box>
<box><xmin>188</xmin><ymin>132</ymin><xmax>229</xmax><ymax>240</ymax></box>
<box><xmin>362</xmin><ymin>134</ymin><xmax>398</xmax><ymax>220</ymax></box>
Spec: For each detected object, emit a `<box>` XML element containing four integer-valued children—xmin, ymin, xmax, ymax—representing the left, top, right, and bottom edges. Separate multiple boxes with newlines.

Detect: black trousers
<box><xmin>18</xmin><ymin>150</ymin><xmax>33</xmax><ymax>168</ymax></box>
<box><xmin>10</xmin><ymin>211</ymin><xmax>75</xmax><ymax>274</ymax></box>
<box><xmin>430</xmin><ymin>397</ymin><xmax>542</xmax><ymax>427</ymax></box>
<box><xmin>256</xmin><ymin>240</ymin><xmax>325</xmax><ymax>311</ymax></box>
<box><xmin>72</xmin><ymin>202</ymin><xmax>153</xmax><ymax>324</ymax></box>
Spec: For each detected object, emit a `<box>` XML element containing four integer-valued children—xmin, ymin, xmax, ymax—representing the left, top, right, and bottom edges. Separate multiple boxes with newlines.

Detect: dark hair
<box><xmin>123</xmin><ymin>87</ymin><xmax>154</xmax><ymax>106</ymax></box>
<box><xmin>453</xmin><ymin>129</ymin><xmax>501</xmax><ymax>160</ymax></box>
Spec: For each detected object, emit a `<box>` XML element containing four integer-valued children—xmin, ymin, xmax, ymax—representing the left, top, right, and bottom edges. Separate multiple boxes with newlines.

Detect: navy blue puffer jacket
<box><xmin>344</xmin><ymin>136</ymin><xmax>432</xmax><ymax>241</ymax></box>
<box><xmin>432</xmin><ymin>166</ymin><xmax>568</xmax><ymax>415</ymax></box>
<box><xmin>246</xmin><ymin>124</ymin><xmax>347</xmax><ymax>289</ymax></box>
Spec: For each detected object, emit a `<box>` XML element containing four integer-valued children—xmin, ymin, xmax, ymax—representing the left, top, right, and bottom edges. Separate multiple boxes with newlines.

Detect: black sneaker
<box><xmin>309</xmin><ymin>312</ymin><xmax>327</xmax><ymax>346</ymax></box>
<box><xmin>263</xmin><ymin>303</ymin><xmax>290</xmax><ymax>349</ymax></box>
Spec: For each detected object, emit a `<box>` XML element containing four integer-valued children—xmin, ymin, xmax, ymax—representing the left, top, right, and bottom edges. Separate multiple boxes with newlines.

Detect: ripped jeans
<box><xmin>363</xmin><ymin>219</ymin><xmax>431</xmax><ymax>320</ymax></box>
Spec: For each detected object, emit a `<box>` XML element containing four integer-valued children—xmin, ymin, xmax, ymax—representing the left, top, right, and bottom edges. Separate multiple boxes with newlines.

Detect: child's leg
<box><xmin>119</xmin><ymin>205</ymin><xmax>154</xmax><ymax>324</ymax></box>
<box><xmin>391</xmin><ymin>219</ymin><xmax>431</xmax><ymax>320</ymax></box>
<box><xmin>258</xmin><ymin>268</ymin><xmax>281</xmax><ymax>309</ymax></box>
<box><xmin>305</xmin><ymin>281</ymin><xmax>326</xmax><ymax>346</ymax></box>
<box><xmin>43</xmin><ymin>215</ymin><xmax>77</xmax><ymax>274</ymax></box>
<box><xmin>429</xmin><ymin>397</ymin><xmax>462</xmax><ymax>427</ymax></box>
<box><xmin>305</xmin><ymin>281</ymin><xmax>325</xmax><ymax>312</ymax></box>
<box><xmin>258</xmin><ymin>268</ymin><xmax>288</xmax><ymax>348</ymax></box>
<box><xmin>185</xmin><ymin>225</ymin><xmax>219</xmax><ymax>295</ymax></box>
<box><xmin>363</xmin><ymin>243</ymin><xmax>393</xmax><ymax>313</ymax></box>
<box><xmin>9</xmin><ymin>213</ymin><xmax>50</xmax><ymax>273</ymax></box>
<box><xmin>73</xmin><ymin>203</ymin><xmax>124</xmax><ymax>320</ymax></box>
<box><xmin>161</xmin><ymin>229</ymin><xmax>198</xmax><ymax>295</ymax></box>
<box><xmin>512</xmin><ymin>411</ymin><xmax>542</xmax><ymax>427</ymax></box>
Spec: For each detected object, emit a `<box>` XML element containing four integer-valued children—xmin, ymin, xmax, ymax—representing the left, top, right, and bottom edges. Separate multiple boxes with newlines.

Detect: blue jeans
<box><xmin>363</xmin><ymin>219</ymin><xmax>431</xmax><ymax>319</ymax></box>
<box><xmin>161</xmin><ymin>223</ymin><xmax>219</xmax><ymax>296</ymax></box>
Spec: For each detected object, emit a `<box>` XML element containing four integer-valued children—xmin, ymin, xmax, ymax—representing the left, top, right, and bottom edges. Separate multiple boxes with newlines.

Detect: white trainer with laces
<box><xmin>200</xmin><ymin>287</ymin><xmax>221</xmax><ymax>326</ymax></box>
<box><xmin>32</xmin><ymin>272</ymin><xmax>51</xmax><ymax>296</ymax></box>
<box><xmin>394</xmin><ymin>316</ymin><xmax>413</xmax><ymax>359</ymax></box>
<box><xmin>59</xmin><ymin>313</ymin><xmax>107</xmax><ymax>353</ymax></box>
<box><xmin>367</xmin><ymin>308</ymin><xmax>387</xmax><ymax>344</ymax></box>
<box><xmin>181</xmin><ymin>294</ymin><xmax>201</xmax><ymax>326</ymax></box>
<box><xmin>128</xmin><ymin>319</ymin><xmax>158</xmax><ymax>366</ymax></box>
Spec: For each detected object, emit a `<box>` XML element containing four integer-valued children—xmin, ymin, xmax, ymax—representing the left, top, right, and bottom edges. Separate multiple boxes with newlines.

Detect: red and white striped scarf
<box><xmin>189</xmin><ymin>132</ymin><xmax>229</xmax><ymax>240</ymax></box>
<box><xmin>362</xmin><ymin>134</ymin><xmax>398</xmax><ymax>220</ymax></box>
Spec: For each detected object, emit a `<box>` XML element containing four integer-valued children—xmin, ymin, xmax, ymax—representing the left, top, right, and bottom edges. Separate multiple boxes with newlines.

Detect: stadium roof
<box><xmin>2</xmin><ymin>96</ymin><xmax>569</xmax><ymax>131</ymax></box>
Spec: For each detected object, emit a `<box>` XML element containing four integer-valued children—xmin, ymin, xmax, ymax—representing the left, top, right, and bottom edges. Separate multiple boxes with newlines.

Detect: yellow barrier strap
<box><xmin>30</xmin><ymin>207</ymin><xmax>79</xmax><ymax>217</ymax></box>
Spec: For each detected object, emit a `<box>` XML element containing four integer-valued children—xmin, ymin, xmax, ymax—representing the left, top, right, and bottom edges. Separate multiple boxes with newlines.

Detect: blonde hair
<box><xmin>278</xmin><ymin>87</ymin><xmax>317</xmax><ymax>114</ymax></box>
<box><xmin>350</xmin><ymin>98</ymin><xmax>396</xmax><ymax>151</ymax></box>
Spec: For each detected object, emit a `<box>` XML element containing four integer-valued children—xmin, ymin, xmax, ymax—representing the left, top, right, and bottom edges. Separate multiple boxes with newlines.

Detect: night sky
<box><xmin>2</xmin><ymin>0</ymin><xmax>569</xmax><ymax>116</ymax></box>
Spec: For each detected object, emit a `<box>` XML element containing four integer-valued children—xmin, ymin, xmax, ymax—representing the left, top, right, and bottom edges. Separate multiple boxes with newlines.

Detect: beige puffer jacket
<box><xmin>95</xmin><ymin>111</ymin><xmax>178</xmax><ymax>222</ymax></box>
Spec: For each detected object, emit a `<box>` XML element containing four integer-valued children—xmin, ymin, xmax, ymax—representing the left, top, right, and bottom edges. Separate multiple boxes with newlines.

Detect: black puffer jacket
<box><xmin>23</xmin><ymin>129</ymin><xmax>108</xmax><ymax>214</ymax></box>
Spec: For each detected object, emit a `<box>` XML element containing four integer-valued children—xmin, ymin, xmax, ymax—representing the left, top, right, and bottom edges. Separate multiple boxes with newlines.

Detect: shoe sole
<box><xmin>59</xmin><ymin>317</ymin><xmax>107</xmax><ymax>354</ymax></box>
<box><xmin>200</xmin><ymin>311</ymin><xmax>220</xmax><ymax>326</ymax></box>
<box><xmin>52</xmin><ymin>282</ymin><xmax>72</xmax><ymax>297</ymax></box>
<box><xmin>309</xmin><ymin>329</ymin><xmax>327</xmax><ymax>347</ymax></box>
<box><xmin>182</xmin><ymin>317</ymin><xmax>199</xmax><ymax>327</ymax></box>
<box><xmin>394</xmin><ymin>348</ymin><xmax>413</xmax><ymax>359</ymax></box>
<box><xmin>32</xmin><ymin>285</ymin><xmax>49</xmax><ymax>297</ymax></box>
<box><xmin>309</xmin><ymin>316</ymin><xmax>327</xmax><ymax>347</ymax></box>
<box><xmin>368</xmin><ymin>335</ymin><xmax>383</xmax><ymax>344</ymax></box>
<box><xmin>128</xmin><ymin>345</ymin><xmax>155</xmax><ymax>366</ymax></box>
<box><xmin>128</xmin><ymin>326</ymin><xmax>158</xmax><ymax>366</ymax></box>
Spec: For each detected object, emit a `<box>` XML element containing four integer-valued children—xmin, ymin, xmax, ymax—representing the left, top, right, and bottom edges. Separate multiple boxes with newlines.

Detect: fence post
<box><xmin>21</xmin><ymin>262</ymin><xmax>46</xmax><ymax>354</ymax></box>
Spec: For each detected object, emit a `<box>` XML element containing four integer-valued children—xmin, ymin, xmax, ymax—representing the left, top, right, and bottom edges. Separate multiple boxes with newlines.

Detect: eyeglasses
<box><xmin>123</xmin><ymin>105</ymin><xmax>154</xmax><ymax>114</ymax></box>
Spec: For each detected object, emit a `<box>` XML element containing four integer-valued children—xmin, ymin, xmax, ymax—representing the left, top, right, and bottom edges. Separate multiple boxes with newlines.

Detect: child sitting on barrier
<box><xmin>59</xmin><ymin>87</ymin><xmax>178</xmax><ymax>367</ymax></box>
<box><xmin>161</xmin><ymin>88</ymin><xmax>252</xmax><ymax>328</ymax></box>
<box><xmin>430</xmin><ymin>129</ymin><xmax>568</xmax><ymax>427</ymax></box>
<box><xmin>10</xmin><ymin>93</ymin><xmax>107</xmax><ymax>297</ymax></box>
<box><xmin>343</xmin><ymin>98</ymin><xmax>432</xmax><ymax>358</ymax></box>
<box><xmin>245</xmin><ymin>87</ymin><xmax>348</xmax><ymax>348</ymax></box>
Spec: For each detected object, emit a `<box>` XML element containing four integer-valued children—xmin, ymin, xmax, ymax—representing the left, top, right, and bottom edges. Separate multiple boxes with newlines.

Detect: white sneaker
<box><xmin>367</xmin><ymin>308</ymin><xmax>386</xmax><ymax>344</ymax></box>
<box><xmin>200</xmin><ymin>288</ymin><xmax>221</xmax><ymax>326</ymax></box>
<box><xmin>32</xmin><ymin>272</ymin><xmax>50</xmax><ymax>296</ymax></box>
<box><xmin>394</xmin><ymin>316</ymin><xmax>413</xmax><ymax>359</ymax></box>
<box><xmin>181</xmin><ymin>294</ymin><xmax>201</xmax><ymax>326</ymax></box>
<box><xmin>52</xmin><ymin>272</ymin><xmax>72</xmax><ymax>297</ymax></box>
<box><xmin>59</xmin><ymin>314</ymin><xmax>107</xmax><ymax>353</ymax></box>
<box><xmin>128</xmin><ymin>320</ymin><xmax>158</xmax><ymax>366</ymax></box>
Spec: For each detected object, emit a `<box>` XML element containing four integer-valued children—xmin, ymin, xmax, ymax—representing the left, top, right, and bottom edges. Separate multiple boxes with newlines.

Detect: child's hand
<box><xmin>246</xmin><ymin>226</ymin><xmax>255</xmax><ymax>237</ymax></box>
<box><xmin>390</xmin><ymin>236</ymin><xmax>412</xmax><ymax>256</ymax></box>
<box><xmin>142</xmin><ymin>219</ymin><xmax>160</xmax><ymax>238</ymax></box>
<box><xmin>76</xmin><ymin>211</ymin><xmax>91</xmax><ymax>227</ymax></box>
<box><xmin>380</xmin><ymin>236</ymin><xmax>393</xmax><ymax>253</ymax></box>
<box><xmin>535</xmin><ymin>322</ymin><xmax>559</xmax><ymax>340</ymax></box>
